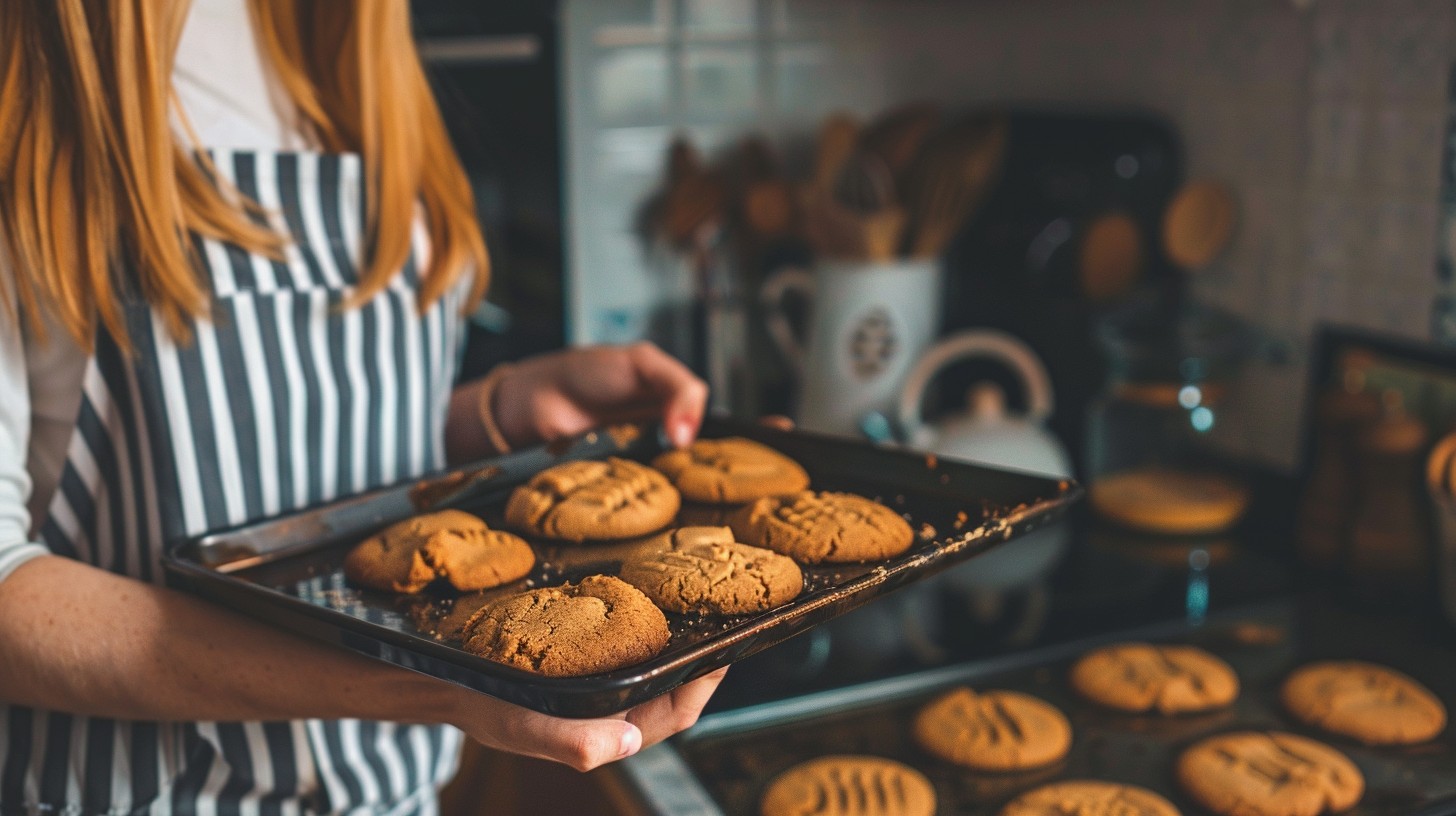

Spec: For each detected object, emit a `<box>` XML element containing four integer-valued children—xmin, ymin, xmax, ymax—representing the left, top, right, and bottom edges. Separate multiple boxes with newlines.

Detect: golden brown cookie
<box><xmin>460</xmin><ymin>575</ymin><xmax>670</xmax><ymax>676</ymax></box>
<box><xmin>998</xmin><ymin>780</ymin><xmax>1179</xmax><ymax>816</ymax></box>
<box><xmin>1281</xmin><ymin>660</ymin><xmax>1446</xmax><ymax>745</ymax></box>
<box><xmin>913</xmin><ymin>687</ymin><xmax>1072</xmax><ymax>772</ymax></box>
<box><xmin>1070</xmin><ymin>642</ymin><xmax>1239</xmax><ymax>715</ymax></box>
<box><xmin>343</xmin><ymin>510</ymin><xmax>535</xmax><ymax>594</ymax></box>
<box><xmin>652</xmin><ymin>437</ymin><xmax>810</xmax><ymax>504</ymax></box>
<box><xmin>731</xmin><ymin>491</ymin><xmax>914</xmax><ymax>564</ymax></box>
<box><xmin>760</xmin><ymin>756</ymin><xmax>935</xmax><ymax>816</ymax></box>
<box><xmin>1177</xmin><ymin>732</ymin><xmax>1362</xmax><ymax>816</ymax></box>
<box><xmin>618</xmin><ymin>527</ymin><xmax>803</xmax><ymax>615</ymax></box>
<box><xmin>504</xmin><ymin>457</ymin><xmax>680</xmax><ymax>542</ymax></box>
<box><xmin>1089</xmin><ymin>468</ymin><xmax>1250</xmax><ymax>535</ymax></box>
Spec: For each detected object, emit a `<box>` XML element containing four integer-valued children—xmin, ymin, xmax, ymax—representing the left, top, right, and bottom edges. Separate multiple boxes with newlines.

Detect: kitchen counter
<box><xmin>601</xmin><ymin>478</ymin><xmax>1456</xmax><ymax>814</ymax></box>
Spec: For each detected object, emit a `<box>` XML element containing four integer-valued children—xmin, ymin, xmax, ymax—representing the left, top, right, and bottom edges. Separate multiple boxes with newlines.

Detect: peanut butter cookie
<box><xmin>760</xmin><ymin>756</ymin><xmax>935</xmax><ymax>816</ymax></box>
<box><xmin>344</xmin><ymin>509</ymin><xmax>534</xmax><ymax>594</ymax></box>
<box><xmin>731</xmin><ymin>491</ymin><xmax>914</xmax><ymax>564</ymax></box>
<box><xmin>913</xmin><ymin>687</ymin><xmax>1072</xmax><ymax>771</ymax></box>
<box><xmin>1282</xmin><ymin>660</ymin><xmax>1446</xmax><ymax>745</ymax></box>
<box><xmin>999</xmin><ymin>781</ymin><xmax>1179</xmax><ymax>816</ymax></box>
<box><xmin>461</xmin><ymin>575</ymin><xmax>670</xmax><ymax>677</ymax></box>
<box><xmin>504</xmin><ymin>457</ymin><xmax>680</xmax><ymax>542</ymax></box>
<box><xmin>652</xmin><ymin>437</ymin><xmax>810</xmax><ymax>503</ymax></box>
<box><xmin>1177</xmin><ymin>731</ymin><xmax>1362</xmax><ymax>816</ymax></box>
<box><xmin>1089</xmin><ymin>468</ymin><xmax>1249</xmax><ymax>535</ymax></box>
<box><xmin>618</xmin><ymin>527</ymin><xmax>803</xmax><ymax>615</ymax></box>
<box><xmin>1070</xmin><ymin>642</ymin><xmax>1239</xmax><ymax>715</ymax></box>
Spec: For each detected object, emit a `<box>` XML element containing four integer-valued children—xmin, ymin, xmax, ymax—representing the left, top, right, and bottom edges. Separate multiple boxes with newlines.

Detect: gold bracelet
<box><xmin>475</xmin><ymin>363</ymin><xmax>515</xmax><ymax>455</ymax></box>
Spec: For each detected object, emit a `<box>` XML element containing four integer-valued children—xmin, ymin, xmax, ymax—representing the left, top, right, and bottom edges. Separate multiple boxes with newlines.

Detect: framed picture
<box><xmin>1300</xmin><ymin>325</ymin><xmax>1456</xmax><ymax>483</ymax></box>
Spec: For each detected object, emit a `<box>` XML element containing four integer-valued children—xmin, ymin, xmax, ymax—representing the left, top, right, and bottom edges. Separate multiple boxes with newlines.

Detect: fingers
<box><xmin>625</xmin><ymin>667</ymin><xmax>729</xmax><ymax>748</ymax></box>
<box><xmin>627</xmin><ymin>342</ymin><xmax>708</xmax><ymax>448</ymax></box>
<box><xmin>479</xmin><ymin>705</ymin><xmax>642</xmax><ymax>773</ymax></box>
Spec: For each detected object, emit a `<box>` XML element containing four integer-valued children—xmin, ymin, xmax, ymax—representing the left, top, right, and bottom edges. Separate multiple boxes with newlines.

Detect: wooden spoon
<box><xmin>904</xmin><ymin>113</ymin><xmax>1009</xmax><ymax>258</ymax></box>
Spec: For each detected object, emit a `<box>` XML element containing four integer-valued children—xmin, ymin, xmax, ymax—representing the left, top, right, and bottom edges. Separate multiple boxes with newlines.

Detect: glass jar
<box><xmin>1084</xmin><ymin>296</ymin><xmax>1257</xmax><ymax>534</ymax></box>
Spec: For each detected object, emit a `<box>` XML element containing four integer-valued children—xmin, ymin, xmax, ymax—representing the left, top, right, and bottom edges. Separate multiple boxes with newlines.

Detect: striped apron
<box><xmin>0</xmin><ymin>150</ymin><xmax>468</xmax><ymax>815</ymax></box>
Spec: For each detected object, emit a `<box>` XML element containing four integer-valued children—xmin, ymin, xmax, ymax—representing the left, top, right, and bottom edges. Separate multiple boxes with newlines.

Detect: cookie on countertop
<box><xmin>618</xmin><ymin>526</ymin><xmax>803</xmax><ymax>615</ymax></box>
<box><xmin>998</xmin><ymin>780</ymin><xmax>1179</xmax><ymax>816</ymax></box>
<box><xmin>1282</xmin><ymin>660</ymin><xmax>1446</xmax><ymax>745</ymax></box>
<box><xmin>504</xmin><ymin>457</ymin><xmax>680</xmax><ymax>542</ymax></box>
<box><xmin>913</xmin><ymin>687</ymin><xmax>1072</xmax><ymax>772</ymax></box>
<box><xmin>1089</xmin><ymin>468</ymin><xmax>1250</xmax><ymax>535</ymax></box>
<box><xmin>1070</xmin><ymin>642</ymin><xmax>1239</xmax><ymax>715</ymax></box>
<box><xmin>731</xmin><ymin>491</ymin><xmax>914</xmax><ymax>564</ymax></box>
<box><xmin>652</xmin><ymin>437</ymin><xmax>810</xmax><ymax>504</ymax></box>
<box><xmin>1177</xmin><ymin>731</ymin><xmax>1362</xmax><ymax>816</ymax></box>
<box><xmin>760</xmin><ymin>756</ymin><xmax>935</xmax><ymax>816</ymax></box>
<box><xmin>343</xmin><ymin>509</ymin><xmax>534</xmax><ymax>594</ymax></box>
<box><xmin>460</xmin><ymin>575</ymin><xmax>670</xmax><ymax>676</ymax></box>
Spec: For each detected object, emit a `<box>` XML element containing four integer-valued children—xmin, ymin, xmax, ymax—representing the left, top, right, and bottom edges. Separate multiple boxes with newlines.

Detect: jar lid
<box><xmin>1097</xmin><ymin>293</ymin><xmax>1255</xmax><ymax>385</ymax></box>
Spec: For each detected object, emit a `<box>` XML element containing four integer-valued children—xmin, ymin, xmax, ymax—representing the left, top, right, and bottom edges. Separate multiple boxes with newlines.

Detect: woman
<box><xmin>0</xmin><ymin>1</ymin><xmax>722</xmax><ymax>813</ymax></box>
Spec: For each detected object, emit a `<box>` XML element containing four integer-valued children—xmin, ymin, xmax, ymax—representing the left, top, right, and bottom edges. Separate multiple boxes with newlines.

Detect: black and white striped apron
<box><xmin>1</xmin><ymin>150</ymin><xmax>468</xmax><ymax>815</ymax></box>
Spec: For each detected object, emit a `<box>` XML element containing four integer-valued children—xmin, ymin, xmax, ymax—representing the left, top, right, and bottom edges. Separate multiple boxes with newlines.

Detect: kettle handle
<box><xmin>897</xmin><ymin>329</ymin><xmax>1056</xmax><ymax>439</ymax></box>
<box><xmin>759</xmin><ymin>268</ymin><xmax>815</xmax><ymax>374</ymax></box>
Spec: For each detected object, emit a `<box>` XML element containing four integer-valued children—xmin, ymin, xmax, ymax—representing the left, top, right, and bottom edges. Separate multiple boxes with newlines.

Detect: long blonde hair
<box><xmin>0</xmin><ymin>0</ymin><xmax>489</xmax><ymax>349</ymax></box>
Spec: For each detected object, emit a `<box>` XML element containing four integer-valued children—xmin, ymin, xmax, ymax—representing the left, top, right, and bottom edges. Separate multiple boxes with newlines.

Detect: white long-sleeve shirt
<box><xmin>0</xmin><ymin>0</ymin><xmax>305</xmax><ymax>581</ymax></box>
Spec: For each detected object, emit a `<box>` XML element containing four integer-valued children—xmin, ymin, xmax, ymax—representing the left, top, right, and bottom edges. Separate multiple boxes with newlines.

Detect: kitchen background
<box><xmin>407</xmin><ymin>4</ymin><xmax>1456</xmax><ymax>811</ymax></box>
<box><xmin>417</xmin><ymin>0</ymin><xmax>1456</xmax><ymax>475</ymax></box>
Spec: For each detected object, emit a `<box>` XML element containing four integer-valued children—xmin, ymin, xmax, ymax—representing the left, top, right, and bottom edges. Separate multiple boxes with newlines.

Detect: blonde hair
<box><xmin>0</xmin><ymin>0</ymin><xmax>489</xmax><ymax>349</ymax></box>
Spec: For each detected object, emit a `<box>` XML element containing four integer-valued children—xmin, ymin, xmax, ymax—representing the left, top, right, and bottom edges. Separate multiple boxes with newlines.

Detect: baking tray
<box><xmin>610</xmin><ymin>595</ymin><xmax>1456</xmax><ymax>815</ymax></box>
<box><xmin>162</xmin><ymin>417</ymin><xmax>1080</xmax><ymax>718</ymax></box>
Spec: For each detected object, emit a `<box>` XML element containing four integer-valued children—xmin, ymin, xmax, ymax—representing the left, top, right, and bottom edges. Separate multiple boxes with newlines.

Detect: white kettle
<box><xmin>897</xmin><ymin>330</ymin><xmax>1072</xmax><ymax>646</ymax></box>
<box><xmin>897</xmin><ymin>329</ymin><xmax>1071</xmax><ymax>479</ymax></box>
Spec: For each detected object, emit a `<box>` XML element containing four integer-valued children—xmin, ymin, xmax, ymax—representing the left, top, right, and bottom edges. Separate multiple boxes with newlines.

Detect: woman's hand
<box><xmin>492</xmin><ymin>342</ymin><xmax>708</xmax><ymax>450</ymax></box>
<box><xmin>448</xmin><ymin>667</ymin><xmax>728</xmax><ymax>772</ymax></box>
<box><xmin>448</xmin><ymin>342</ymin><xmax>706</xmax><ymax>462</ymax></box>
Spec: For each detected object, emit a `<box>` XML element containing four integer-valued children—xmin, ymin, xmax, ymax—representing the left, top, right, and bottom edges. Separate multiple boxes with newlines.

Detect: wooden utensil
<box><xmin>833</xmin><ymin>149</ymin><xmax>896</xmax><ymax>215</ymax></box>
<box><xmin>812</xmin><ymin>112</ymin><xmax>860</xmax><ymax>195</ymax></box>
<box><xmin>1162</xmin><ymin>180</ymin><xmax>1237</xmax><ymax>270</ymax></box>
<box><xmin>1078</xmin><ymin>212</ymin><xmax>1145</xmax><ymax>302</ymax></box>
<box><xmin>663</xmin><ymin>168</ymin><xmax>727</xmax><ymax>249</ymax></box>
<box><xmin>904</xmin><ymin>112</ymin><xmax>1009</xmax><ymax>258</ymax></box>
<box><xmin>858</xmin><ymin>102</ymin><xmax>941</xmax><ymax>193</ymax></box>
<box><xmin>636</xmin><ymin>136</ymin><xmax>705</xmax><ymax>246</ymax></box>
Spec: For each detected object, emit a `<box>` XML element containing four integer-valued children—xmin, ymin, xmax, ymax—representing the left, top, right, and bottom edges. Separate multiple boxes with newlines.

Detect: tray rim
<box><xmin>162</xmin><ymin>418</ymin><xmax>1083</xmax><ymax>718</ymax></box>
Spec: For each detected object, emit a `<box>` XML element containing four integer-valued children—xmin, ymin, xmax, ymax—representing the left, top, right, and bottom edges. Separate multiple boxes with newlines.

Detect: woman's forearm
<box><xmin>0</xmin><ymin>555</ymin><xmax>461</xmax><ymax>724</ymax></box>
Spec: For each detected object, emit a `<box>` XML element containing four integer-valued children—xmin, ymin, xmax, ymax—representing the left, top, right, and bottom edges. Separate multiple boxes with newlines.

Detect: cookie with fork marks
<box><xmin>504</xmin><ymin>457</ymin><xmax>679</xmax><ymax>542</ymax></box>
<box><xmin>1282</xmin><ymin>660</ymin><xmax>1445</xmax><ymax>745</ymax></box>
<box><xmin>913</xmin><ymin>687</ymin><xmax>1072</xmax><ymax>772</ymax></box>
<box><xmin>344</xmin><ymin>509</ymin><xmax>534</xmax><ymax>593</ymax></box>
<box><xmin>730</xmin><ymin>491</ymin><xmax>913</xmax><ymax>564</ymax></box>
<box><xmin>760</xmin><ymin>756</ymin><xmax>935</xmax><ymax>816</ymax></box>
<box><xmin>998</xmin><ymin>780</ymin><xmax>1179</xmax><ymax>816</ymax></box>
<box><xmin>1070</xmin><ymin>642</ymin><xmax>1239</xmax><ymax>715</ymax></box>
<box><xmin>1177</xmin><ymin>731</ymin><xmax>1362</xmax><ymax>816</ymax></box>
<box><xmin>618</xmin><ymin>526</ymin><xmax>803</xmax><ymax>615</ymax></box>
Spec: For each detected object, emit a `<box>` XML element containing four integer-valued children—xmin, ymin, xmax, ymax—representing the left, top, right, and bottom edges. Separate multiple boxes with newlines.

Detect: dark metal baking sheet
<box><xmin>162</xmin><ymin>418</ymin><xmax>1079</xmax><ymax>718</ymax></box>
<box><xmin>622</xmin><ymin>595</ymin><xmax>1456</xmax><ymax>816</ymax></box>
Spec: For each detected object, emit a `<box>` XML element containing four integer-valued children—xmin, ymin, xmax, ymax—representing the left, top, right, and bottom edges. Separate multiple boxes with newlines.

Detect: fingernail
<box><xmin>670</xmin><ymin>418</ymin><xmax>694</xmax><ymax>448</ymax></box>
<box><xmin>618</xmin><ymin>727</ymin><xmax>642</xmax><ymax>758</ymax></box>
